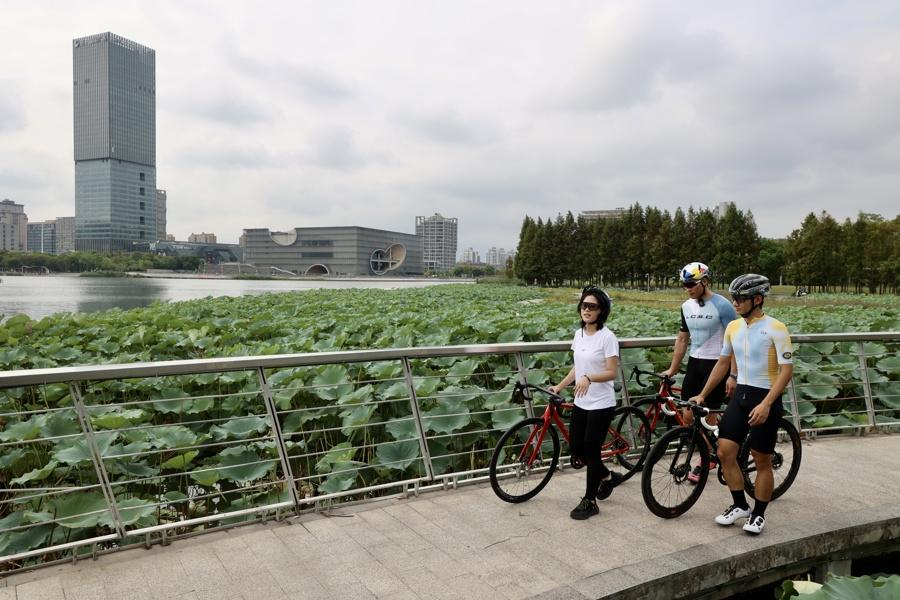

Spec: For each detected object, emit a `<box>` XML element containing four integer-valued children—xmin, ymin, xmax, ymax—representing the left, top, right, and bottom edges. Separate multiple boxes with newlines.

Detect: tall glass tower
<box><xmin>73</xmin><ymin>32</ymin><xmax>156</xmax><ymax>252</ymax></box>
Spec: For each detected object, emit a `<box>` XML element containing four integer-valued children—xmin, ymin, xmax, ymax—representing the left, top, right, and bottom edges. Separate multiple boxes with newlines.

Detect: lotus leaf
<box><xmin>108</xmin><ymin>460</ymin><xmax>159</xmax><ymax>478</ymax></box>
<box><xmin>340</xmin><ymin>404</ymin><xmax>377</xmax><ymax>437</ymax></box>
<box><xmin>40</xmin><ymin>411</ymin><xmax>80</xmax><ymax>438</ymax></box>
<box><xmin>90</xmin><ymin>408</ymin><xmax>146</xmax><ymax>430</ymax></box>
<box><xmin>190</xmin><ymin>469</ymin><xmax>220</xmax><ymax>487</ymax></box>
<box><xmin>160</xmin><ymin>451</ymin><xmax>200</xmax><ymax>470</ymax></box>
<box><xmin>797</xmin><ymin>371</ymin><xmax>840</xmax><ymax>400</ymax></box>
<box><xmin>151</xmin><ymin>388</ymin><xmax>192</xmax><ymax>414</ymax></box>
<box><xmin>0</xmin><ymin>521</ymin><xmax>53</xmax><ymax>556</ymax></box>
<box><xmin>337</xmin><ymin>384</ymin><xmax>374</xmax><ymax>406</ymax></box>
<box><xmin>42</xmin><ymin>383</ymin><xmax>71</xmax><ymax>404</ymax></box>
<box><xmin>0</xmin><ymin>448</ymin><xmax>28</xmax><ymax>471</ymax></box>
<box><xmin>366</xmin><ymin>361</ymin><xmax>402</xmax><ymax>381</ymax></box>
<box><xmin>876</xmin><ymin>355</ymin><xmax>900</xmax><ymax>375</ymax></box>
<box><xmin>873</xmin><ymin>382</ymin><xmax>900</xmax><ymax>409</ymax></box>
<box><xmin>491</xmin><ymin>406</ymin><xmax>528</xmax><ymax>431</ymax></box>
<box><xmin>210</xmin><ymin>416</ymin><xmax>269</xmax><ymax>441</ymax></box>
<box><xmin>422</xmin><ymin>401</ymin><xmax>471</xmax><ymax>434</ymax></box>
<box><xmin>10</xmin><ymin>461</ymin><xmax>60</xmax><ymax>486</ymax></box>
<box><xmin>383</xmin><ymin>417</ymin><xmax>417</xmax><ymax>441</ymax></box>
<box><xmin>216</xmin><ymin>447</ymin><xmax>277</xmax><ymax>484</ymax></box>
<box><xmin>379</xmin><ymin>381</ymin><xmax>409</xmax><ymax>400</ymax></box>
<box><xmin>785</xmin><ymin>400</ymin><xmax>817</xmax><ymax>417</ymax></box>
<box><xmin>311</xmin><ymin>365</ymin><xmax>353</xmax><ymax>400</ymax></box>
<box><xmin>525</xmin><ymin>370</ymin><xmax>548</xmax><ymax>385</ymax></box>
<box><xmin>315</xmin><ymin>442</ymin><xmax>355</xmax><ymax>474</ymax></box>
<box><xmin>149</xmin><ymin>426</ymin><xmax>198</xmax><ymax>449</ymax></box>
<box><xmin>115</xmin><ymin>497</ymin><xmax>158</xmax><ymax>526</ymax></box>
<box><xmin>54</xmin><ymin>432</ymin><xmax>117</xmax><ymax>465</ymax></box>
<box><xmin>414</xmin><ymin>377</ymin><xmax>441</xmax><ymax>398</ymax></box>
<box><xmin>862</xmin><ymin>342</ymin><xmax>888</xmax><ymax>357</ymax></box>
<box><xmin>375</xmin><ymin>440</ymin><xmax>420</xmax><ymax>471</ymax></box>
<box><xmin>0</xmin><ymin>416</ymin><xmax>44</xmax><ymax>442</ymax></box>
<box><xmin>447</xmin><ymin>359</ymin><xmax>479</xmax><ymax>380</ymax></box>
<box><xmin>318</xmin><ymin>468</ymin><xmax>358</xmax><ymax>494</ymax></box>
<box><xmin>51</xmin><ymin>492</ymin><xmax>109</xmax><ymax>528</ymax></box>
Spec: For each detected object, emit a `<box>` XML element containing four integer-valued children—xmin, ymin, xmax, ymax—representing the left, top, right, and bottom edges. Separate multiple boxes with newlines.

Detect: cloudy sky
<box><xmin>2</xmin><ymin>1</ymin><xmax>899</xmax><ymax>253</ymax></box>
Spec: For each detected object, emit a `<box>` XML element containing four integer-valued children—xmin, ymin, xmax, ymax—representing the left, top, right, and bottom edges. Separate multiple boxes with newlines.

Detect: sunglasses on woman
<box><xmin>581</xmin><ymin>302</ymin><xmax>601</xmax><ymax>311</ymax></box>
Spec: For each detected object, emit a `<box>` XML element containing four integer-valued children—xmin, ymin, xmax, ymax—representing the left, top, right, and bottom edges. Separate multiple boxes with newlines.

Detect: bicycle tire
<box><xmin>739</xmin><ymin>418</ymin><xmax>802</xmax><ymax>501</ymax></box>
<box><xmin>489</xmin><ymin>417</ymin><xmax>560</xmax><ymax>503</ymax></box>
<box><xmin>641</xmin><ymin>426</ymin><xmax>710</xmax><ymax>518</ymax></box>
<box><xmin>610</xmin><ymin>405</ymin><xmax>651</xmax><ymax>481</ymax></box>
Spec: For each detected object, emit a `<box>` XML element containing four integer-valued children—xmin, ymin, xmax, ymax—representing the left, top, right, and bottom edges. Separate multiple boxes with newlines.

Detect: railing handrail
<box><xmin>2</xmin><ymin>332</ymin><xmax>897</xmax><ymax>388</ymax></box>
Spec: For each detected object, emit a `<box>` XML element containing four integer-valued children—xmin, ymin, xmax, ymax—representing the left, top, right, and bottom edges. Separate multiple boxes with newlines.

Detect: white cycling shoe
<box><xmin>742</xmin><ymin>515</ymin><xmax>765</xmax><ymax>535</ymax></box>
<box><xmin>714</xmin><ymin>505</ymin><xmax>751</xmax><ymax>526</ymax></box>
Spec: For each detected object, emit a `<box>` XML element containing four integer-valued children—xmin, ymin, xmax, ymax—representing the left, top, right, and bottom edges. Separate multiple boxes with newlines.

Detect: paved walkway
<box><xmin>2</xmin><ymin>433</ymin><xmax>899</xmax><ymax>600</ymax></box>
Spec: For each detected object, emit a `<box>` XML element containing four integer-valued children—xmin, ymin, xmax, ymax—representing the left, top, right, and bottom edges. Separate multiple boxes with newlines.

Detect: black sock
<box><xmin>731</xmin><ymin>490</ymin><xmax>749</xmax><ymax>510</ymax></box>
<box><xmin>752</xmin><ymin>501</ymin><xmax>768</xmax><ymax>518</ymax></box>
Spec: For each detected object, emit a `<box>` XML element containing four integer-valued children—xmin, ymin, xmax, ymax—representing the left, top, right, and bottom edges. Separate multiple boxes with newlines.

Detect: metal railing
<box><xmin>0</xmin><ymin>332</ymin><xmax>897</xmax><ymax>570</ymax></box>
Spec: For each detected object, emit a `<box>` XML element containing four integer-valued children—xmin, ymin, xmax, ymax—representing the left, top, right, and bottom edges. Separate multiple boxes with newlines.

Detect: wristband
<box><xmin>728</xmin><ymin>373</ymin><xmax>738</xmax><ymax>381</ymax></box>
<box><xmin>583</xmin><ymin>374</ymin><xmax>591</xmax><ymax>383</ymax></box>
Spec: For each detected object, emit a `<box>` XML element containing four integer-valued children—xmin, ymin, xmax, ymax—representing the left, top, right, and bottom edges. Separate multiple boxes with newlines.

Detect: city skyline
<box><xmin>2</xmin><ymin>2</ymin><xmax>900</xmax><ymax>252</ymax></box>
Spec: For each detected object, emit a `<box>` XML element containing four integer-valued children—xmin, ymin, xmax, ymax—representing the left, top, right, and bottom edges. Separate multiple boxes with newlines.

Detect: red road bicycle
<box><xmin>488</xmin><ymin>382</ymin><xmax>651</xmax><ymax>503</ymax></box>
<box><xmin>629</xmin><ymin>367</ymin><xmax>689</xmax><ymax>440</ymax></box>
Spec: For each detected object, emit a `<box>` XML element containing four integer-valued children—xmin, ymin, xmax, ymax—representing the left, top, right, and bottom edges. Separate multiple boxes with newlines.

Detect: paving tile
<box><xmin>16</xmin><ymin>577</ymin><xmax>65</xmax><ymax>600</ymax></box>
<box><xmin>0</xmin><ymin>590</ymin><xmax>15</xmax><ymax>600</ymax></box>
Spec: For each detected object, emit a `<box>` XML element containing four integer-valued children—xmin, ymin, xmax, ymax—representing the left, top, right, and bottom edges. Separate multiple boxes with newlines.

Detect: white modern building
<box><xmin>415</xmin><ymin>213</ymin><xmax>457</xmax><ymax>272</ymax></box>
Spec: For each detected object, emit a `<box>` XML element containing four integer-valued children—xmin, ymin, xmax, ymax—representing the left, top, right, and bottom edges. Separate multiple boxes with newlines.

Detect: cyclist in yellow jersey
<box><xmin>691</xmin><ymin>274</ymin><xmax>793</xmax><ymax>535</ymax></box>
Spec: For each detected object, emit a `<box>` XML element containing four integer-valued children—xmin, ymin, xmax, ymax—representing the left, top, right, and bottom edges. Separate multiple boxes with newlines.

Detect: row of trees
<box><xmin>514</xmin><ymin>203</ymin><xmax>769</xmax><ymax>288</ymax></box>
<box><xmin>785</xmin><ymin>212</ymin><xmax>899</xmax><ymax>293</ymax></box>
<box><xmin>514</xmin><ymin>204</ymin><xmax>898</xmax><ymax>292</ymax></box>
<box><xmin>0</xmin><ymin>251</ymin><xmax>203</xmax><ymax>273</ymax></box>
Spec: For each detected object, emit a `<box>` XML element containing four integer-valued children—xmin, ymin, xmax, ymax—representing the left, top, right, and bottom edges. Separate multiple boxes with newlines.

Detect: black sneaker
<box><xmin>570</xmin><ymin>497</ymin><xmax>599</xmax><ymax>520</ymax></box>
<box><xmin>596</xmin><ymin>471</ymin><xmax>624</xmax><ymax>500</ymax></box>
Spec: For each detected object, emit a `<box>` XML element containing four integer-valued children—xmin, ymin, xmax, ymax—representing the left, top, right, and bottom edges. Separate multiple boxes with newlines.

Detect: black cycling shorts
<box><xmin>682</xmin><ymin>357</ymin><xmax>727</xmax><ymax>409</ymax></box>
<box><xmin>718</xmin><ymin>384</ymin><xmax>783</xmax><ymax>454</ymax></box>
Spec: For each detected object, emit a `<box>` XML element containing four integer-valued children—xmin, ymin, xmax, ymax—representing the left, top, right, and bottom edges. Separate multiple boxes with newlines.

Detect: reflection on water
<box><xmin>0</xmin><ymin>274</ymin><xmax>461</xmax><ymax>320</ymax></box>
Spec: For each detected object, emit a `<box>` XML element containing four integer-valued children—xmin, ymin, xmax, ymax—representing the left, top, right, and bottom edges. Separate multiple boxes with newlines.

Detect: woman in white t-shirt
<box><xmin>549</xmin><ymin>286</ymin><xmax>622</xmax><ymax>520</ymax></box>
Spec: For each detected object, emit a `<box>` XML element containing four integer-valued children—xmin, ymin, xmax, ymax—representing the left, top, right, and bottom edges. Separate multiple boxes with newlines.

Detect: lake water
<box><xmin>0</xmin><ymin>274</ymin><xmax>468</xmax><ymax>320</ymax></box>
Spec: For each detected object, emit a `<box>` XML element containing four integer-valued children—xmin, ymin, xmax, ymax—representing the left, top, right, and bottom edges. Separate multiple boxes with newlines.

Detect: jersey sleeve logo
<box><xmin>782</xmin><ymin>352</ymin><xmax>792</xmax><ymax>359</ymax></box>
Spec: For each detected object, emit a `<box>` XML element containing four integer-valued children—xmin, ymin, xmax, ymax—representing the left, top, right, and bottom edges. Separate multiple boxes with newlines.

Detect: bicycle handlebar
<box><xmin>630</xmin><ymin>366</ymin><xmax>676</xmax><ymax>389</ymax></box>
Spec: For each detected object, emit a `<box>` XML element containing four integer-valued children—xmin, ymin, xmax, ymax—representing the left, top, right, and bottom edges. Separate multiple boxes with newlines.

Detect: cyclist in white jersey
<box><xmin>691</xmin><ymin>274</ymin><xmax>793</xmax><ymax>536</ymax></box>
<box><xmin>662</xmin><ymin>262</ymin><xmax>737</xmax><ymax>483</ymax></box>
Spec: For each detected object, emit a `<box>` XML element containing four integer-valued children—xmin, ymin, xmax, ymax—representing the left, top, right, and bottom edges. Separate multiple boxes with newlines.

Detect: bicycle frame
<box><xmin>514</xmin><ymin>383</ymin><xmax>637</xmax><ymax>465</ymax></box>
<box><xmin>631</xmin><ymin>367</ymin><xmax>688</xmax><ymax>431</ymax></box>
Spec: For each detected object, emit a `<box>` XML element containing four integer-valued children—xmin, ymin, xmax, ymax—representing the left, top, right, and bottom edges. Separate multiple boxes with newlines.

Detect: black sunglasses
<box><xmin>683</xmin><ymin>281</ymin><xmax>700</xmax><ymax>289</ymax></box>
<box><xmin>581</xmin><ymin>302</ymin><xmax>601</xmax><ymax>311</ymax></box>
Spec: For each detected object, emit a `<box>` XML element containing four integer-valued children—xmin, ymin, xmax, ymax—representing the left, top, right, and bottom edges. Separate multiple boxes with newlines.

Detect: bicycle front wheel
<box><xmin>641</xmin><ymin>426</ymin><xmax>709</xmax><ymax>518</ymax></box>
<box><xmin>740</xmin><ymin>418</ymin><xmax>802</xmax><ymax>501</ymax></box>
<box><xmin>610</xmin><ymin>405</ymin><xmax>651</xmax><ymax>481</ymax></box>
<box><xmin>489</xmin><ymin>417</ymin><xmax>560</xmax><ymax>503</ymax></box>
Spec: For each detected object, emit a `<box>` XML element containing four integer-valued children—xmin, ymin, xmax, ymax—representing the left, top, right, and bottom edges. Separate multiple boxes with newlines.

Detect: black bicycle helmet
<box><xmin>728</xmin><ymin>274</ymin><xmax>771</xmax><ymax>298</ymax></box>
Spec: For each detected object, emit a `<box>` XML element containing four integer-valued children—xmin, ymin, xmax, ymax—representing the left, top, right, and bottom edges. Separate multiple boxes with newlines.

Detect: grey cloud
<box><xmin>307</xmin><ymin>129</ymin><xmax>365</xmax><ymax>170</ymax></box>
<box><xmin>227</xmin><ymin>48</ymin><xmax>355</xmax><ymax>104</ymax></box>
<box><xmin>392</xmin><ymin>109</ymin><xmax>494</xmax><ymax>146</ymax></box>
<box><xmin>174</xmin><ymin>145</ymin><xmax>278</xmax><ymax>169</ymax></box>
<box><xmin>0</xmin><ymin>88</ymin><xmax>26</xmax><ymax>132</ymax></box>
<box><xmin>175</xmin><ymin>95</ymin><xmax>275</xmax><ymax>126</ymax></box>
<box><xmin>554</xmin><ymin>25</ymin><xmax>731</xmax><ymax>112</ymax></box>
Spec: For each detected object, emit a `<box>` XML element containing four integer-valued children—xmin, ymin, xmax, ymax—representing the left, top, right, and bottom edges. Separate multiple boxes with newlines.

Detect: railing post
<box><xmin>514</xmin><ymin>352</ymin><xmax>535</xmax><ymax>419</ymax></box>
<box><xmin>618</xmin><ymin>363</ymin><xmax>632</xmax><ymax>407</ymax></box>
<box><xmin>786</xmin><ymin>375</ymin><xmax>802</xmax><ymax>433</ymax></box>
<box><xmin>256</xmin><ymin>368</ymin><xmax>302</xmax><ymax>514</ymax></box>
<box><xmin>401</xmin><ymin>357</ymin><xmax>434</xmax><ymax>481</ymax></box>
<box><xmin>69</xmin><ymin>382</ymin><xmax>126</xmax><ymax>540</ymax></box>
<box><xmin>856</xmin><ymin>341</ymin><xmax>877</xmax><ymax>428</ymax></box>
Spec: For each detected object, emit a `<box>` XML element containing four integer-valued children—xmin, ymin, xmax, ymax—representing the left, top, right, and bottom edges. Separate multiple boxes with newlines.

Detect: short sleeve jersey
<box><xmin>721</xmin><ymin>315</ymin><xmax>793</xmax><ymax>389</ymax></box>
<box><xmin>679</xmin><ymin>293</ymin><xmax>737</xmax><ymax>360</ymax></box>
<box><xmin>570</xmin><ymin>326</ymin><xmax>619</xmax><ymax>410</ymax></box>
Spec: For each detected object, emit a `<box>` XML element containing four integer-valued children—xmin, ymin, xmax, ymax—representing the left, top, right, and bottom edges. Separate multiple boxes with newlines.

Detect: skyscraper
<box><xmin>0</xmin><ymin>199</ymin><xmax>28</xmax><ymax>251</ymax></box>
<box><xmin>73</xmin><ymin>32</ymin><xmax>156</xmax><ymax>252</ymax></box>
<box><xmin>415</xmin><ymin>213</ymin><xmax>458</xmax><ymax>272</ymax></box>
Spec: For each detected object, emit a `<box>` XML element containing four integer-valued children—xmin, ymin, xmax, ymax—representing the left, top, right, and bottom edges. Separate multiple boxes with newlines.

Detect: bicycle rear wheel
<box><xmin>610</xmin><ymin>405</ymin><xmax>651</xmax><ymax>481</ymax></box>
<box><xmin>740</xmin><ymin>418</ymin><xmax>802</xmax><ymax>501</ymax></box>
<box><xmin>641</xmin><ymin>426</ymin><xmax>709</xmax><ymax>518</ymax></box>
<box><xmin>489</xmin><ymin>417</ymin><xmax>560</xmax><ymax>503</ymax></box>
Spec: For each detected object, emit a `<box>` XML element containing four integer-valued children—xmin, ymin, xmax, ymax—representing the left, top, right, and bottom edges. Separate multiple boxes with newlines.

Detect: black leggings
<box><xmin>569</xmin><ymin>405</ymin><xmax>615</xmax><ymax>498</ymax></box>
